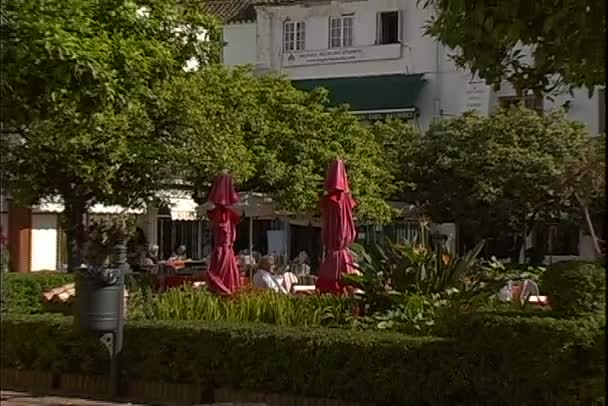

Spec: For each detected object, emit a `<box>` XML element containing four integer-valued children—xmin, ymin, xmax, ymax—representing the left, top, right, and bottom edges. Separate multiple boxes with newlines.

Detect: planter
<box><xmin>0</xmin><ymin>369</ymin><xmax>53</xmax><ymax>392</ymax></box>
<box><xmin>128</xmin><ymin>379</ymin><xmax>202</xmax><ymax>404</ymax></box>
<box><xmin>214</xmin><ymin>387</ymin><xmax>376</xmax><ymax>406</ymax></box>
<box><xmin>60</xmin><ymin>374</ymin><xmax>110</xmax><ymax>396</ymax></box>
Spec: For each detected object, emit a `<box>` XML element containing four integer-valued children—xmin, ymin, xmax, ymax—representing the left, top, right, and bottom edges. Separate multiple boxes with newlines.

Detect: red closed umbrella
<box><xmin>315</xmin><ymin>159</ymin><xmax>358</xmax><ymax>294</ymax></box>
<box><xmin>208</xmin><ymin>173</ymin><xmax>239</xmax><ymax>207</ymax></box>
<box><xmin>206</xmin><ymin>173</ymin><xmax>241</xmax><ymax>295</ymax></box>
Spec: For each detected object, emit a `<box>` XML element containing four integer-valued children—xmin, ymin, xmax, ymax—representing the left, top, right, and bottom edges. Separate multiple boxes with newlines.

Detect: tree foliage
<box><xmin>560</xmin><ymin>135</ymin><xmax>606</xmax><ymax>255</ymax></box>
<box><xmin>0</xmin><ymin>0</ymin><xmax>221</xmax><ymax>268</ymax></box>
<box><xmin>420</xmin><ymin>0</ymin><xmax>606</xmax><ymax>96</ymax></box>
<box><xmin>1</xmin><ymin>0</ymin><xmax>395</xmax><ymax>270</ymax></box>
<box><xmin>399</xmin><ymin>107</ymin><xmax>589</xmax><ymax>252</ymax></box>
<box><xmin>159</xmin><ymin>66</ymin><xmax>393</xmax><ymax>222</ymax></box>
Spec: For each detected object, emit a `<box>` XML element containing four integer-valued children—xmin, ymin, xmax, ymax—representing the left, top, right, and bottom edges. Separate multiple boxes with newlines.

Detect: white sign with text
<box><xmin>282</xmin><ymin>44</ymin><xmax>402</xmax><ymax>67</ymax></box>
<box><xmin>464</xmin><ymin>78</ymin><xmax>492</xmax><ymax>115</ymax></box>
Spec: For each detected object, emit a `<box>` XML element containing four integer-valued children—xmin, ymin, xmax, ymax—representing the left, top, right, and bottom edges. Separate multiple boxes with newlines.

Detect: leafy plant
<box><xmin>354</xmin><ymin>292</ymin><xmax>458</xmax><ymax>336</ymax></box>
<box><xmin>541</xmin><ymin>260</ymin><xmax>606</xmax><ymax>315</ymax></box>
<box><xmin>85</xmin><ymin>215</ymin><xmax>136</xmax><ymax>266</ymax></box>
<box><xmin>344</xmin><ymin>236</ymin><xmax>486</xmax><ymax>334</ymax></box>
<box><xmin>130</xmin><ymin>287</ymin><xmax>355</xmax><ymax>327</ymax></box>
<box><xmin>347</xmin><ymin>238</ymin><xmax>485</xmax><ymax>298</ymax></box>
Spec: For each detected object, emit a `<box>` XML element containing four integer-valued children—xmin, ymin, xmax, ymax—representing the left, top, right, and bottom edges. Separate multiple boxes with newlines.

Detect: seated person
<box><xmin>142</xmin><ymin>245</ymin><xmax>160</xmax><ymax>273</ymax></box>
<box><xmin>167</xmin><ymin>245</ymin><xmax>187</xmax><ymax>271</ymax></box>
<box><xmin>127</xmin><ymin>228</ymin><xmax>149</xmax><ymax>272</ymax></box>
<box><xmin>253</xmin><ymin>256</ymin><xmax>288</xmax><ymax>294</ymax></box>
<box><xmin>291</xmin><ymin>250</ymin><xmax>311</xmax><ymax>277</ymax></box>
<box><xmin>168</xmin><ymin>245</ymin><xmax>187</xmax><ymax>261</ymax></box>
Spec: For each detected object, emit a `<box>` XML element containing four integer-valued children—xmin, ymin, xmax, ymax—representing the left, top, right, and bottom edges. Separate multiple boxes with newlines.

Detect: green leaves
<box><xmin>1</xmin><ymin>0</ymin><xmax>221</xmax><ymax>209</ymax></box>
<box><xmin>161</xmin><ymin>66</ymin><xmax>393</xmax><ymax>222</ymax></box>
<box><xmin>421</xmin><ymin>0</ymin><xmax>606</xmax><ymax>96</ymax></box>
<box><xmin>403</xmin><ymin>106</ymin><xmax>589</xmax><ymax>238</ymax></box>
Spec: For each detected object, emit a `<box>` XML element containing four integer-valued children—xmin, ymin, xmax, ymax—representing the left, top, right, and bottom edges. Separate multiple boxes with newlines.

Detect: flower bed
<box><xmin>1</xmin><ymin>312</ymin><xmax>604</xmax><ymax>405</ymax></box>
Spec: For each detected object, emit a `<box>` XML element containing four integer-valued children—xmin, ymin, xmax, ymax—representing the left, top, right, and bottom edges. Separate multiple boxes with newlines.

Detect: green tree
<box><xmin>419</xmin><ymin>0</ymin><xmax>606</xmax><ymax>96</ymax></box>
<box><xmin>1</xmin><ymin>0</ymin><xmax>220</xmax><ymax>270</ymax></box>
<box><xmin>369</xmin><ymin>119</ymin><xmax>421</xmax><ymax>203</ymax></box>
<box><xmin>560</xmin><ymin>135</ymin><xmax>605</xmax><ymax>256</ymax></box>
<box><xmin>404</xmin><ymin>107</ymin><xmax>588</xmax><ymax>260</ymax></box>
<box><xmin>159</xmin><ymin>66</ymin><xmax>394</xmax><ymax>222</ymax></box>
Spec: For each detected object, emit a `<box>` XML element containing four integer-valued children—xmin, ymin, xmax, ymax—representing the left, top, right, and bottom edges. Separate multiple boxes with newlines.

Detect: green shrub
<box><xmin>1</xmin><ymin>313</ymin><xmax>604</xmax><ymax>405</ymax></box>
<box><xmin>1</xmin><ymin>271</ymin><xmax>74</xmax><ymax>314</ymax></box>
<box><xmin>541</xmin><ymin>261</ymin><xmax>605</xmax><ymax>314</ymax></box>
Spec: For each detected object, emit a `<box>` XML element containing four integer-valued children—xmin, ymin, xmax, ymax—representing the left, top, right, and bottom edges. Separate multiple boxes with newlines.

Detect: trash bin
<box><xmin>74</xmin><ymin>244</ymin><xmax>128</xmax><ymax>397</ymax></box>
<box><xmin>75</xmin><ymin>245</ymin><xmax>128</xmax><ymax>350</ymax></box>
<box><xmin>75</xmin><ymin>266</ymin><xmax>125</xmax><ymax>332</ymax></box>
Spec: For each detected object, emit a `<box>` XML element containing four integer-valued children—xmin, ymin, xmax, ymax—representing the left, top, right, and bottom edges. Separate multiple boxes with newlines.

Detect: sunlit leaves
<box><xmin>161</xmin><ymin>66</ymin><xmax>393</xmax><ymax>222</ymax></box>
<box><xmin>1</xmin><ymin>0</ymin><xmax>220</xmax><ymax>209</ymax></box>
<box><xmin>401</xmin><ymin>106</ymin><xmax>589</xmax><ymax>236</ymax></box>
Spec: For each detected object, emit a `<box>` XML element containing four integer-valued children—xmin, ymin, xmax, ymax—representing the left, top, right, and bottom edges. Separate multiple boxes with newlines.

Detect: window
<box><xmin>499</xmin><ymin>95</ymin><xmax>543</xmax><ymax>112</ymax></box>
<box><xmin>329</xmin><ymin>16</ymin><xmax>353</xmax><ymax>48</ymax></box>
<box><xmin>157</xmin><ymin>211</ymin><xmax>210</xmax><ymax>261</ymax></box>
<box><xmin>283</xmin><ymin>21</ymin><xmax>305</xmax><ymax>52</ymax></box>
<box><xmin>599</xmin><ymin>87</ymin><xmax>605</xmax><ymax>134</ymax></box>
<box><xmin>376</xmin><ymin>11</ymin><xmax>401</xmax><ymax>44</ymax></box>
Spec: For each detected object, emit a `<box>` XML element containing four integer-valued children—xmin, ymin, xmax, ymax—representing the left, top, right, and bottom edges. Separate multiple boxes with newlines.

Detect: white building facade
<box><xmin>222</xmin><ymin>0</ymin><xmax>604</xmax><ymax>135</ymax></box>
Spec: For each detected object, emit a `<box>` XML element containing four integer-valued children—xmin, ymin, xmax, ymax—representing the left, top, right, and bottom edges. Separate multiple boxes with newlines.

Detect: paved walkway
<box><xmin>1</xmin><ymin>391</ymin><xmax>142</xmax><ymax>405</ymax></box>
<box><xmin>1</xmin><ymin>391</ymin><xmax>265</xmax><ymax>405</ymax></box>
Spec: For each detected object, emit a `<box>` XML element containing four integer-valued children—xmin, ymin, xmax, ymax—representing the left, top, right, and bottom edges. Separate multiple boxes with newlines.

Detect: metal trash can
<box><xmin>75</xmin><ymin>267</ymin><xmax>124</xmax><ymax>332</ymax></box>
<box><xmin>75</xmin><ymin>244</ymin><xmax>128</xmax><ymax>352</ymax></box>
<box><xmin>74</xmin><ymin>244</ymin><xmax>129</xmax><ymax>397</ymax></box>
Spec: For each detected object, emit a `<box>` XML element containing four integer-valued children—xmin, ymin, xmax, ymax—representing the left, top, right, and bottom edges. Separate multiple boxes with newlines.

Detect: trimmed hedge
<box><xmin>0</xmin><ymin>271</ymin><xmax>74</xmax><ymax>314</ymax></box>
<box><xmin>0</xmin><ymin>271</ymin><xmax>153</xmax><ymax>315</ymax></box>
<box><xmin>541</xmin><ymin>260</ymin><xmax>605</xmax><ymax>314</ymax></box>
<box><xmin>1</xmin><ymin>313</ymin><xmax>604</xmax><ymax>405</ymax></box>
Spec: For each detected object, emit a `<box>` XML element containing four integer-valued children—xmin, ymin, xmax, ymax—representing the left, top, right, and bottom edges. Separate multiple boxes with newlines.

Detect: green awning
<box><xmin>292</xmin><ymin>74</ymin><xmax>426</xmax><ymax>113</ymax></box>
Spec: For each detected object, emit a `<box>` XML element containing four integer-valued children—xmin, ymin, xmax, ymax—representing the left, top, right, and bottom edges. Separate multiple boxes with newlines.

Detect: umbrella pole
<box><xmin>249</xmin><ymin>216</ymin><xmax>253</xmax><ymax>257</ymax></box>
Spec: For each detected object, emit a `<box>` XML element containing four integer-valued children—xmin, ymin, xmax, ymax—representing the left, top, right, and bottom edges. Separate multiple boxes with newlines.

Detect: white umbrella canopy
<box><xmin>198</xmin><ymin>192</ymin><xmax>286</xmax><ymax>219</ymax></box>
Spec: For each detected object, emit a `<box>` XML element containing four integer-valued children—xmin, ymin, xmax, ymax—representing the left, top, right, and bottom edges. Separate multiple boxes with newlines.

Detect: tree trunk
<box><xmin>533</xmin><ymin>90</ymin><xmax>544</xmax><ymax>114</ymax></box>
<box><xmin>576</xmin><ymin>193</ymin><xmax>603</xmax><ymax>257</ymax></box>
<box><xmin>63</xmin><ymin>199</ymin><xmax>88</xmax><ymax>272</ymax></box>
<box><xmin>529</xmin><ymin>224</ymin><xmax>547</xmax><ymax>266</ymax></box>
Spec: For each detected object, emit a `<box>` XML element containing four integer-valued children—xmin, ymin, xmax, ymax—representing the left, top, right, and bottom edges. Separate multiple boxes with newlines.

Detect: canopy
<box><xmin>292</xmin><ymin>74</ymin><xmax>425</xmax><ymax>120</ymax></box>
<box><xmin>315</xmin><ymin>159</ymin><xmax>358</xmax><ymax>294</ymax></box>
<box><xmin>32</xmin><ymin>197</ymin><xmax>144</xmax><ymax>215</ymax></box>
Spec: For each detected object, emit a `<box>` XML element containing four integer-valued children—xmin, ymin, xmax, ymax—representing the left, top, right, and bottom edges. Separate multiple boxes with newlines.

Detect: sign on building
<box><xmin>282</xmin><ymin>44</ymin><xmax>401</xmax><ymax>67</ymax></box>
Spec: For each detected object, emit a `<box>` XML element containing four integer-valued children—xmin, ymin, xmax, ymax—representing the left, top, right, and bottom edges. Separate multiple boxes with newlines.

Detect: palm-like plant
<box><xmin>347</xmin><ymin>239</ymin><xmax>484</xmax><ymax>295</ymax></box>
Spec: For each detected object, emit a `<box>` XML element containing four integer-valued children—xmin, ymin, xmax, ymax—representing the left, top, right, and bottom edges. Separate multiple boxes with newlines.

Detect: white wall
<box><xmin>30</xmin><ymin>213</ymin><xmax>58</xmax><ymax>271</ymax></box>
<box><xmin>545</xmin><ymin>88</ymin><xmax>602</xmax><ymax>136</ymax></box>
<box><xmin>223</xmin><ymin>22</ymin><xmax>257</xmax><ymax>66</ymax></box>
<box><xmin>256</xmin><ymin>0</ymin><xmax>439</xmax><ymax>78</ymax></box>
<box><xmin>251</xmin><ymin>0</ymin><xmax>602</xmax><ymax>134</ymax></box>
